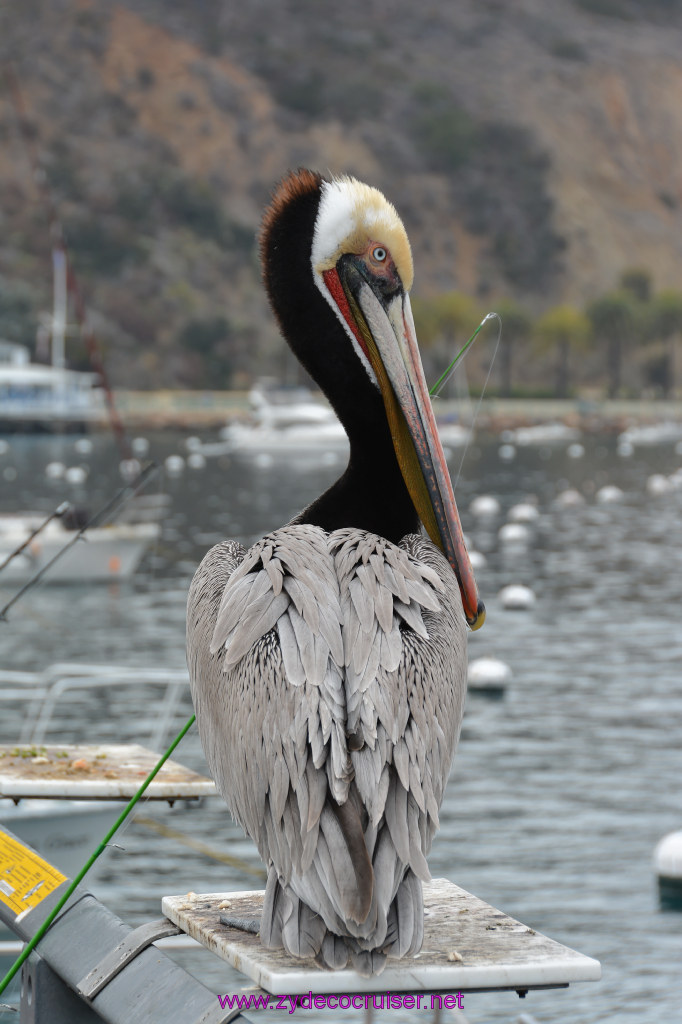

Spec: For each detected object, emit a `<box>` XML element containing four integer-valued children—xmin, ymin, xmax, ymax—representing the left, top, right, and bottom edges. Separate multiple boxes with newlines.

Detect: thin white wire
<box><xmin>452</xmin><ymin>312</ymin><xmax>502</xmax><ymax>490</ymax></box>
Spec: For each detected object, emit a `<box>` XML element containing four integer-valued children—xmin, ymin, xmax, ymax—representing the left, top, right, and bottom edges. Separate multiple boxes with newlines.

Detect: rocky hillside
<box><xmin>1</xmin><ymin>0</ymin><xmax>682</xmax><ymax>389</ymax></box>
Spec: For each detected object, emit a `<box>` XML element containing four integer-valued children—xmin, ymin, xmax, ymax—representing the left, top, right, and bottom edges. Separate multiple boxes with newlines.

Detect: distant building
<box><xmin>0</xmin><ymin>341</ymin><xmax>31</xmax><ymax>366</ymax></box>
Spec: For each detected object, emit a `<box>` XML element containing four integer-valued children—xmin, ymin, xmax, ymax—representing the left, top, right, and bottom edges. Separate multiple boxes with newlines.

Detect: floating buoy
<box><xmin>64</xmin><ymin>465</ymin><xmax>88</xmax><ymax>485</ymax></box>
<box><xmin>646</xmin><ymin>474</ymin><xmax>672</xmax><ymax>497</ymax></box>
<box><xmin>187</xmin><ymin>452</ymin><xmax>207</xmax><ymax>470</ymax></box>
<box><xmin>653</xmin><ymin>830</ymin><xmax>682</xmax><ymax>909</ymax></box>
<box><xmin>567</xmin><ymin>443</ymin><xmax>585</xmax><ymax>459</ymax></box>
<box><xmin>498</xmin><ymin>443</ymin><xmax>516</xmax><ymax>462</ymax></box>
<box><xmin>185</xmin><ymin>436</ymin><xmax>202</xmax><ymax>452</ymax></box>
<box><xmin>596</xmin><ymin>485</ymin><xmax>624</xmax><ymax>504</ymax></box>
<box><xmin>499</xmin><ymin>583</ymin><xmax>536</xmax><ymax>610</ymax></box>
<box><xmin>468</xmin><ymin>657</ymin><xmax>512</xmax><ymax>685</ymax></box>
<box><xmin>0</xmin><ymin>439</ymin><xmax>9</xmax><ymax>456</ymax></box>
<box><xmin>120</xmin><ymin>458</ymin><xmax>142</xmax><ymax>481</ymax></box>
<box><xmin>498</xmin><ymin>522</ymin><xmax>531</xmax><ymax>545</ymax></box>
<box><xmin>467</xmin><ymin>657</ymin><xmax>511</xmax><ymax>698</ymax></box>
<box><xmin>507</xmin><ymin>502</ymin><xmax>539</xmax><ymax>523</ymax></box>
<box><xmin>470</xmin><ymin>494</ymin><xmax>501</xmax><ymax>517</ymax></box>
<box><xmin>45</xmin><ymin>461</ymin><xmax>66</xmax><ymax>480</ymax></box>
<box><xmin>165</xmin><ymin>454</ymin><xmax>185</xmax><ymax>476</ymax></box>
<box><xmin>617</xmin><ymin>440</ymin><xmax>634</xmax><ymax>458</ymax></box>
<box><xmin>468</xmin><ymin>550</ymin><xmax>487</xmax><ymax>570</ymax></box>
<box><xmin>74</xmin><ymin>437</ymin><xmax>93</xmax><ymax>455</ymax></box>
<box><xmin>554</xmin><ymin>488</ymin><xmax>585</xmax><ymax>508</ymax></box>
<box><xmin>254</xmin><ymin>453</ymin><xmax>274</xmax><ymax>469</ymax></box>
<box><xmin>132</xmin><ymin>436</ymin><xmax>150</xmax><ymax>457</ymax></box>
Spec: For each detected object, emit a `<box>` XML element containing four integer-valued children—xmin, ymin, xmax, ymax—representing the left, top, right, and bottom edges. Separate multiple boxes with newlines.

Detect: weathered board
<box><xmin>162</xmin><ymin>878</ymin><xmax>601</xmax><ymax>995</ymax></box>
<box><xmin>0</xmin><ymin>743</ymin><xmax>216</xmax><ymax>800</ymax></box>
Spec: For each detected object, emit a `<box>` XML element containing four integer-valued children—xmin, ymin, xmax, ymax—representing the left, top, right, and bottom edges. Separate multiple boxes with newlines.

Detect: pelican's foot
<box><xmin>219</xmin><ymin>914</ymin><xmax>260</xmax><ymax>934</ymax></box>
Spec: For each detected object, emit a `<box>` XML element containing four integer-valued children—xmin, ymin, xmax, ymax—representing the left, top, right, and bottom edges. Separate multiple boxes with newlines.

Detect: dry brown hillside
<box><xmin>1</xmin><ymin>0</ymin><xmax>681</xmax><ymax>389</ymax></box>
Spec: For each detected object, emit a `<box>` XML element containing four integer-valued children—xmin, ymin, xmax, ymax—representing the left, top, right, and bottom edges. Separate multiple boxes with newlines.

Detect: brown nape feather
<box><xmin>259</xmin><ymin>168</ymin><xmax>323</xmax><ymax>273</ymax></box>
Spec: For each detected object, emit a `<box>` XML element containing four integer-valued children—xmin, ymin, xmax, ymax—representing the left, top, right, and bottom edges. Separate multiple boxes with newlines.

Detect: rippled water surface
<box><xmin>1</xmin><ymin>430</ymin><xmax>681</xmax><ymax>1022</ymax></box>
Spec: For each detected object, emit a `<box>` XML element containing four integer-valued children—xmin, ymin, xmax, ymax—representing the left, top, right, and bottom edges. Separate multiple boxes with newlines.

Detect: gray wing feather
<box><xmin>188</xmin><ymin>526</ymin><xmax>466</xmax><ymax>970</ymax></box>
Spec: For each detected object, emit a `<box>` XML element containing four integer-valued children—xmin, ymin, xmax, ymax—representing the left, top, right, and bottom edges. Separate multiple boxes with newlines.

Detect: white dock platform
<box><xmin>0</xmin><ymin>743</ymin><xmax>216</xmax><ymax>801</ymax></box>
<box><xmin>162</xmin><ymin>878</ymin><xmax>601</xmax><ymax>995</ymax></box>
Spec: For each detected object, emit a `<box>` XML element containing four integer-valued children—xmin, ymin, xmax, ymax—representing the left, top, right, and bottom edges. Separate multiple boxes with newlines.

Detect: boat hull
<box><xmin>0</xmin><ymin>521</ymin><xmax>159</xmax><ymax>583</ymax></box>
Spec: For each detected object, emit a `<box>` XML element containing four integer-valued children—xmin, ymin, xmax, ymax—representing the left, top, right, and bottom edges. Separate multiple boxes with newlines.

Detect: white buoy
<box><xmin>131</xmin><ymin>436</ymin><xmax>150</xmax><ymax>457</ymax></box>
<box><xmin>74</xmin><ymin>437</ymin><xmax>93</xmax><ymax>455</ymax></box>
<box><xmin>185</xmin><ymin>436</ymin><xmax>202</xmax><ymax>452</ymax></box>
<box><xmin>567</xmin><ymin>442</ymin><xmax>585</xmax><ymax>459</ymax></box>
<box><xmin>468</xmin><ymin>657</ymin><xmax>512</xmax><ymax>686</ymax></box>
<box><xmin>499</xmin><ymin>584</ymin><xmax>536</xmax><ymax>610</ymax></box>
<box><xmin>646</xmin><ymin>474</ymin><xmax>671</xmax><ymax>496</ymax></box>
<box><xmin>617</xmin><ymin>440</ymin><xmax>634</xmax><ymax>458</ymax></box>
<box><xmin>498</xmin><ymin>522</ymin><xmax>530</xmax><ymax>545</ymax></box>
<box><xmin>653</xmin><ymin>830</ymin><xmax>682</xmax><ymax>905</ymax></box>
<box><xmin>119</xmin><ymin>458</ymin><xmax>142</xmax><ymax>481</ymax></box>
<box><xmin>554</xmin><ymin>488</ymin><xmax>585</xmax><ymax>508</ymax></box>
<box><xmin>470</xmin><ymin>494</ymin><xmax>501</xmax><ymax>517</ymax></box>
<box><xmin>498</xmin><ymin>443</ymin><xmax>516</xmax><ymax>462</ymax></box>
<box><xmin>165</xmin><ymin>454</ymin><xmax>185</xmax><ymax>476</ymax></box>
<box><xmin>65</xmin><ymin>465</ymin><xmax>88</xmax><ymax>485</ymax></box>
<box><xmin>45</xmin><ymin>461</ymin><xmax>66</xmax><ymax>480</ymax></box>
<box><xmin>596</xmin><ymin>485</ymin><xmax>624</xmax><ymax>504</ymax></box>
<box><xmin>507</xmin><ymin>502</ymin><xmax>539</xmax><ymax>523</ymax></box>
<box><xmin>254</xmin><ymin>453</ymin><xmax>274</xmax><ymax>469</ymax></box>
<box><xmin>0</xmin><ymin>439</ymin><xmax>9</xmax><ymax>456</ymax></box>
<box><xmin>468</xmin><ymin>550</ymin><xmax>487</xmax><ymax>570</ymax></box>
<box><xmin>187</xmin><ymin>452</ymin><xmax>207</xmax><ymax>470</ymax></box>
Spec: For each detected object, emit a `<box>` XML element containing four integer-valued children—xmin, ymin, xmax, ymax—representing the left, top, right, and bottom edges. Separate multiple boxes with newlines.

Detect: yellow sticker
<box><xmin>0</xmin><ymin>832</ymin><xmax>67</xmax><ymax>918</ymax></box>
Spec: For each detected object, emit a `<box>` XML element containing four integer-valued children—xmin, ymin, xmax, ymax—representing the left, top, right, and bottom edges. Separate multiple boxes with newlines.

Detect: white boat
<box><xmin>0</xmin><ymin>249</ymin><xmax>104</xmax><ymax>433</ymax></box>
<box><xmin>436</xmin><ymin>421</ymin><xmax>470</xmax><ymax>447</ymax></box>
<box><xmin>214</xmin><ymin>384</ymin><xmax>349</xmax><ymax>456</ymax></box>
<box><xmin>0</xmin><ymin>347</ymin><xmax>104</xmax><ymax>433</ymax></box>
<box><xmin>210</xmin><ymin>384</ymin><xmax>470</xmax><ymax>458</ymax></box>
<box><xmin>618</xmin><ymin>422</ymin><xmax>682</xmax><ymax>447</ymax></box>
<box><xmin>0</xmin><ymin>512</ymin><xmax>159</xmax><ymax>583</ymax></box>
<box><xmin>504</xmin><ymin>422</ymin><xmax>581</xmax><ymax>446</ymax></box>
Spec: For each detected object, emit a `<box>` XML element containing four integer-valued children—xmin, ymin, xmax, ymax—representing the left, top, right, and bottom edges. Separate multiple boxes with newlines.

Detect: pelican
<box><xmin>187</xmin><ymin>169</ymin><xmax>484</xmax><ymax>975</ymax></box>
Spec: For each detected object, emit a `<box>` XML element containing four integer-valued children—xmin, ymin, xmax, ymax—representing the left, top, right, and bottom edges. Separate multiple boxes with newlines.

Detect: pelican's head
<box><xmin>262</xmin><ymin>171</ymin><xmax>484</xmax><ymax>630</ymax></box>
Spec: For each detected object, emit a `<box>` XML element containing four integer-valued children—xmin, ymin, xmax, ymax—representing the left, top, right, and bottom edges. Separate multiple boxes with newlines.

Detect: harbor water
<box><xmin>1</xmin><ymin>429</ymin><xmax>681</xmax><ymax>1022</ymax></box>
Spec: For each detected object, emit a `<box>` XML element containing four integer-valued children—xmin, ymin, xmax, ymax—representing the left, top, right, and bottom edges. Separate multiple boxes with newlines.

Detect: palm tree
<box><xmin>411</xmin><ymin>291</ymin><xmax>482</xmax><ymax>396</ymax></box>
<box><xmin>650</xmin><ymin>289</ymin><xmax>682</xmax><ymax>397</ymax></box>
<box><xmin>586</xmin><ymin>292</ymin><xmax>636</xmax><ymax>399</ymax></box>
<box><xmin>535</xmin><ymin>305</ymin><xmax>591</xmax><ymax>398</ymax></box>
<box><xmin>493</xmin><ymin>297</ymin><xmax>533</xmax><ymax>397</ymax></box>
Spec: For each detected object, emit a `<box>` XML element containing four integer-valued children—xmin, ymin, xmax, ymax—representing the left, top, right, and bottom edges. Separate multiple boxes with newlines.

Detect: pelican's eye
<box><xmin>371</xmin><ymin>246</ymin><xmax>387</xmax><ymax>264</ymax></box>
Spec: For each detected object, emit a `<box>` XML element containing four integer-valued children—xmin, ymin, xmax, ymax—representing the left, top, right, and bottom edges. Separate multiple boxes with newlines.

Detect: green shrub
<box><xmin>411</xmin><ymin>84</ymin><xmax>476</xmax><ymax>173</ymax></box>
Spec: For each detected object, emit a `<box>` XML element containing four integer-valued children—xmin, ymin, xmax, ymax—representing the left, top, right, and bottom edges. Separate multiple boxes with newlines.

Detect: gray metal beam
<box><xmin>0</xmin><ymin>826</ymin><xmax>237</xmax><ymax>1024</ymax></box>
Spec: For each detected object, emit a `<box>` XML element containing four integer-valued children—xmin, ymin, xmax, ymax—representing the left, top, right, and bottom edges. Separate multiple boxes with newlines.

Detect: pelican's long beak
<box><xmin>337</xmin><ymin>270</ymin><xmax>484</xmax><ymax>630</ymax></box>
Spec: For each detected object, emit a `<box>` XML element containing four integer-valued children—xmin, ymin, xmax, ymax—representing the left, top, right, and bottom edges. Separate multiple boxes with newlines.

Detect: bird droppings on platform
<box><xmin>0</xmin><ymin>743</ymin><xmax>217</xmax><ymax>800</ymax></box>
<box><xmin>162</xmin><ymin>877</ymin><xmax>601</xmax><ymax>995</ymax></box>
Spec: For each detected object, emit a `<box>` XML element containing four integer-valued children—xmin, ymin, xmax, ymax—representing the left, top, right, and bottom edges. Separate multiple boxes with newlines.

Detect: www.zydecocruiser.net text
<box><xmin>218</xmin><ymin>991</ymin><xmax>465</xmax><ymax>1012</ymax></box>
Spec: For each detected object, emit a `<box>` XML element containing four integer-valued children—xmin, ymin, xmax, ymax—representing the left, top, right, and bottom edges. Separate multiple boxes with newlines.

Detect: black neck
<box><xmin>261</xmin><ymin>175</ymin><xmax>420</xmax><ymax>544</ymax></box>
<box><xmin>296</xmin><ymin>420</ymin><xmax>420</xmax><ymax>544</ymax></box>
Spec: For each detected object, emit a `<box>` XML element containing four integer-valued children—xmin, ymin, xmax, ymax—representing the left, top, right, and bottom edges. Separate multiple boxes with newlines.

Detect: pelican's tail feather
<box><xmin>261</xmin><ymin>866</ymin><xmax>423</xmax><ymax>974</ymax></box>
<box><xmin>383</xmin><ymin>868</ymin><xmax>424</xmax><ymax>958</ymax></box>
